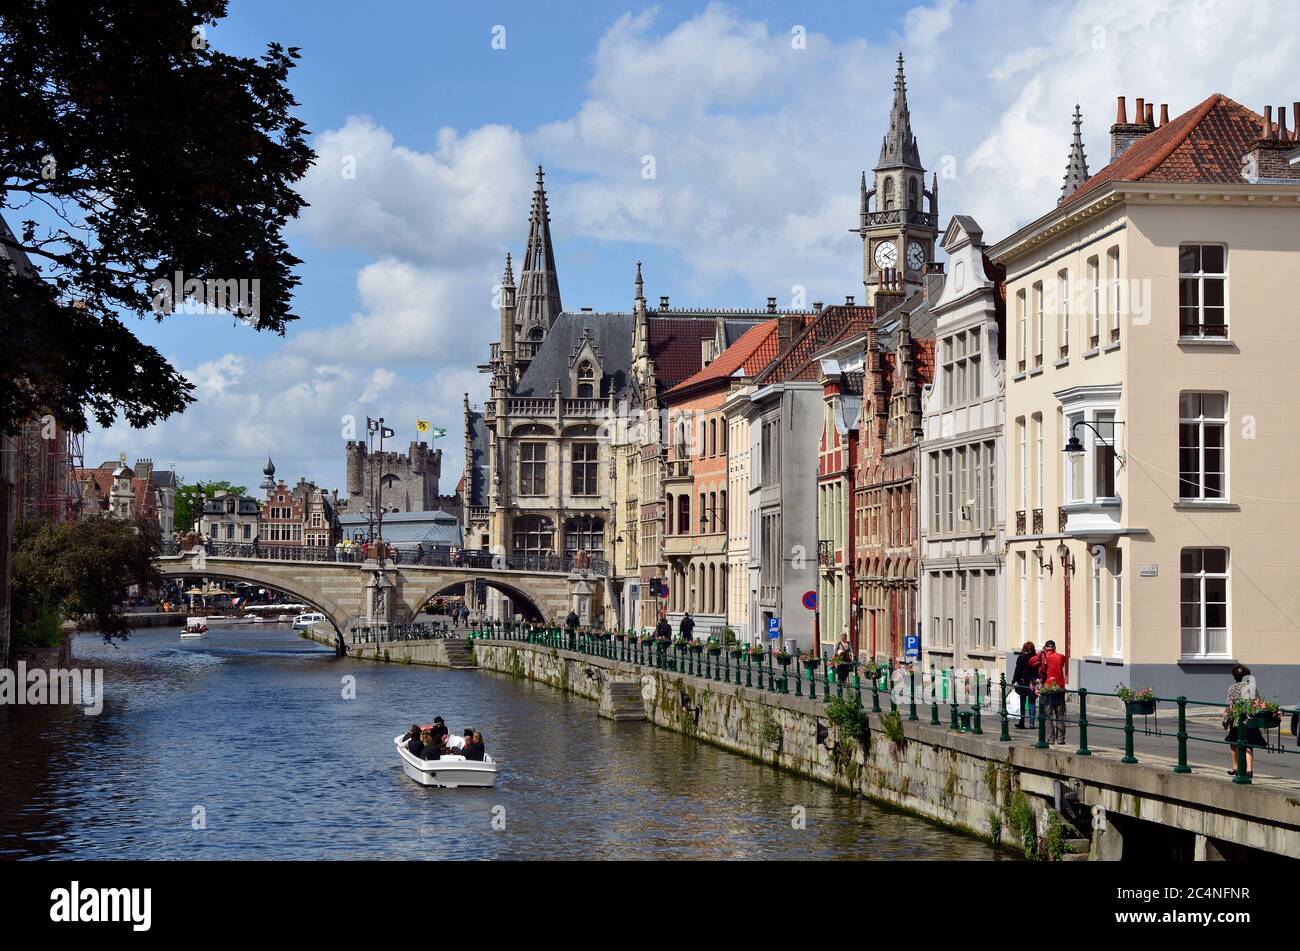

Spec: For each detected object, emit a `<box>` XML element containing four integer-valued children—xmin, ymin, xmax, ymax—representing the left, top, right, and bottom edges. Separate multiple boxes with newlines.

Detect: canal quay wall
<box><xmin>327</xmin><ymin>630</ymin><xmax>1300</xmax><ymax>861</ymax></box>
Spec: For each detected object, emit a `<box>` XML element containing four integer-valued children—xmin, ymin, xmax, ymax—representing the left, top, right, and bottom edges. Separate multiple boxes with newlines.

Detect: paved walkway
<box><xmin>988</xmin><ymin>706</ymin><xmax>1300</xmax><ymax>792</ymax></box>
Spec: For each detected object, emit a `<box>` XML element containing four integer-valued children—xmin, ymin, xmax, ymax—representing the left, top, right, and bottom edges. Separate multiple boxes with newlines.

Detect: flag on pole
<box><xmin>416</xmin><ymin>419</ymin><xmax>429</xmax><ymax>433</ymax></box>
<box><xmin>430</xmin><ymin>426</ymin><xmax>447</xmax><ymax>438</ymax></box>
<box><xmin>381</xmin><ymin>425</ymin><xmax>395</xmax><ymax>439</ymax></box>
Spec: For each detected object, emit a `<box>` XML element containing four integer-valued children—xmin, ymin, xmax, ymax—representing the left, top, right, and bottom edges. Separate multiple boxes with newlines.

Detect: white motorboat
<box><xmin>292</xmin><ymin>612</ymin><xmax>326</xmax><ymax>630</ymax></box>
<box><xmin>181</xmin><ymin>617</ymin><xmax>208</xmax><ymax>638</ymax></box>
<box><xmin>394</xmin><ymin>734</ymin><xmax>497</xmax><ymax>788</ymax></box>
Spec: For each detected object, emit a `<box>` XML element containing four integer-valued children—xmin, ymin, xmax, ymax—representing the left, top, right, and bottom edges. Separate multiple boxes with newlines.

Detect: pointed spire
<box><xmin>516</xmin><ymin>164</ymin><xmax>563</xmax><ymax>336</ymax></box>
<box><xmin>877</xmin><ymin>52</ymin><xmax>922</xmax><ymax>171</ymax></box>
<box><xmin>1060</xmin><ymin>104</ymin><xmax>1091</xmax><ymax>203</ymax></box>
<box><xmin>859</xmin><ymin>171</ymin><xmax>869</xmax><ymax>229</ymax></box>
<box><xmin>502</xmin><ymin>251</ymin><xmax>514</xmax><ymax>287</ymax></box>
<box><xmin>634</xmin><ymin>259</ymin><xmax>644</xmax><ymax>302</ymax></box>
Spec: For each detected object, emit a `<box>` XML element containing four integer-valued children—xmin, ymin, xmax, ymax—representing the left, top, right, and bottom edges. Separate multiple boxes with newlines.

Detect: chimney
<box><xmin>659</xmin><ymin>296</ymin><xmax>669</xmax><ymax>311</ymax></box>
<box><xmin>1293</xmin><ymin>102</ymin><xmax>1300</xmax><ymax>141</ymax></box>
<box><xmin>1144</xmin><ymin>101</ymin><xmax>1154</xmax><ymax>126</ymax></box>
<box><xmin>1243</xmin><ymin>98</ymin><xmax>1300</xmax><ymax>181</ymax></box>
<box><xmin>766</xmin><ymin>296</ymin><xmax>777</xmax><ymax>313</ymax></box>
<box><xmin>776</xmin><ymin>313</ymin><xmax>802</xmax><ymax>351</ymax></box>
<box><xmin>873</xmin><ymin>266</ymin><xmax>906</xmax><ymax>316</ymax></box>
<box><xmin>1159</xmin><ymin>103</ymin><xmax>1169</xmax><ymax>126</ymax></box>
<box><xmin>812</xmin><ymin>301</ymin><xmax>824</xmax><ymax>313</ymax></box>
<box><xmin>1110</xmin><ymin>94</ymin><xmax>1154</xmax><ymax>159</ymax></box>
<box><xmin>845</xmin><ymin>295</ymin><xmax>855</xmax><ymax>305</ymax></box>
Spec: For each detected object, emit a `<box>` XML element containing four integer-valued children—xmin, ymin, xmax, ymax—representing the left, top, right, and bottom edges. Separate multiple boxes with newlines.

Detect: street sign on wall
<box><xmin>802</xmin><ymin>590</ymin><xmax>818</xmax><ymax>611</ymax></box>
<box><xmin>768</xmin><ymin>617</ymin><xmax>781</xmax><ymax>639</ymax></box>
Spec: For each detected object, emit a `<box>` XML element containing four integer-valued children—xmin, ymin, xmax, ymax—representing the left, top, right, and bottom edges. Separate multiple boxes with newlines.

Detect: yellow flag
<box><xmin>416</xmin><ymin>419</ymin><xmax>429</xmax><ymax>433</ymax></box>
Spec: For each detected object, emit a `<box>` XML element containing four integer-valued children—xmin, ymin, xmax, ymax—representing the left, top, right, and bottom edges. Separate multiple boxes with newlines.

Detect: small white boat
<box><xmin>292</xmin><ymin>612</ymin><xmax>326</xmax><ymax>630</ymax></box>
<box><xmin>394</xmin><ymin>734</ymin><xmax>497</xmax><ymax>788</ymax></box>
<box><xmin>181</xmin><ymin>617</ymin><xmax>208</xmax><ymax>638</ymax></box>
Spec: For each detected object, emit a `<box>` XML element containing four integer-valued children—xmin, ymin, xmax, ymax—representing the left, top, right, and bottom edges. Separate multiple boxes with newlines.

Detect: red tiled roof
<box><xmin>648</xmin><ymin>318</ymin><xmax>720</xmax><ymax>390</ymax></box>
<box><xmin>755</xmin><ymin>306</ymin><xmax>874</xmax><ymax>385</ymax></box>
<box><xmin>664</xmin><ymin>320</ymin><xmax>779</xmax><ymax>399</ymax></box>
<box><xmin>1062</xmin><ymin>94</ymin><xmax>1269</xmax><ymax>209</ymax></box>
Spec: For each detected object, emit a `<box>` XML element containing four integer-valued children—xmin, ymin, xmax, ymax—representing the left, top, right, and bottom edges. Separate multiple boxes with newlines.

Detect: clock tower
<box><xmin>857</xmin><ymin>53</ymin><xmax>938</xmax><ymax>306</ymax></box>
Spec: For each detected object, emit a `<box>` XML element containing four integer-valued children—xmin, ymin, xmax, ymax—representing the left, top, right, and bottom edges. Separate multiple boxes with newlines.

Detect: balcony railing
<box><xmin>662</xmin><ymin>459</ymin><xmax>693</xmax><ymax>480</ymax></box>
<box><xmin>1015</xmin><ymin>510</ymin><xmax>1026</xmax><ymax>536</ymax></box>
<box><xmin>1057</xmin><ymin>506</ymin><xmax>1069</xmax><ymax>532</ymax></box>
<box><xmin>1031</xmin><ymin>508</ymin><xmax>1044</xmax><ymax>534</ymax></box>
<box><xmin>864</xmin><ymin>208</ymin><xmax>938</xmax><ymax>229</ymax></box>
<box><xmin>817</xmin><ymin>539</ymin><xmax>835</xmax><ymax>568</ymax></box>
<box><xmin>1179</xmin><ymin>322</ymin><xmax>1228</xmax><ymax>340</ymax></box>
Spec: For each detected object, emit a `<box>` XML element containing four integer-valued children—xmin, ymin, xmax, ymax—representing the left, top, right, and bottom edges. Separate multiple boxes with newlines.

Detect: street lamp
<box><xmin>1063</xmin><ymin>419</ymin><xmax>1126</xmax><ymax>467</ymax></box>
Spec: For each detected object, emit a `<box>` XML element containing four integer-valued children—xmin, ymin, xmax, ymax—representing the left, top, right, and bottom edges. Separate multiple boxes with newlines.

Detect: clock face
<box><xmin>873</xmin><ymin>240</ymin><xmax>898</xmax><ymax>270</ymax></box>
<box><xmin>907</xmin><ymin>241</ymin><xmax>926</xmax><ymax>272</ymax></box>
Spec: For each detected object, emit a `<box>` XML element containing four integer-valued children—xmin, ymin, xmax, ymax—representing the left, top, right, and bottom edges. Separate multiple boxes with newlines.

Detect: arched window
<box><xmin>908</xmin><ymin>177</ymin><xmax>919</xmax><ymax>211</ymax></box>
<box><xmin>678</xmin><ymin>494</ymin><xmax>690</xmax><ymax>535</ymax></box>
<box><xmin>576</xmin><ymin>360</ymin><xmax>595</xmax><ymax>399</ymax></box>
<box><xmin>720</xmin><ymin>490</ymin><xmax>727</xmax><ymax>531</ymax></box>
<box><xmin>882</xmin><ymin>177</ymin><xmax>895</xmax><ymax>210</ymax></box>
<box><xmin>688</xmin><ymin>564</ymin><xmax>697</xmax><ymax>613</ymax></box>
<box><xmin>564</xmin><ymin>515</ymin><xmax>604</xmax><ymax>555</ymax></box>
<box><xmin>708</xmin><ymin>491</ymin><xmax>717</xmax><ymax>532</ymax></box>
<box><xmin>699</xmin><ymin>492</ymin><xmax>707</xmax><ymax>532</ymax></box>
<box><xmin>512</xmin><ymin>515</ymin><xmax>554</xmax><ymax>555</ymax></box>
<box><xmin>709</xmin><ymin>419</ymin><xmax>717</xmax><ymax>456</ymax></box>
<box><xmin>665</xmin><ymin>494</ymin><xmax>674</xmax><ymax>535</ymax></box>
<box><xmin>708</xmin><ymin>564</ymin><xmax>716</xmax><ymax>613</ymax></box>
<box><xmin>529</xmin><ymin>326</ymin><xmax>544</xmax><ymax>341</ymax></box>
<box><xmin>720</xmin><ymin>416</ymin><xmax>727</xmax><ymax>453</ymax></box>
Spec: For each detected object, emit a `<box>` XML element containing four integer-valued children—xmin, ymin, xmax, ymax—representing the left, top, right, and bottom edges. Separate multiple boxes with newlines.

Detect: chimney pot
<box><xmin>1144</xmin><ymin>102</ymin><xmax>1154</xmax><ymax>126</ymax></box>
<box><xmin>1279</xmin><ymin>106</ymin><xmax>1290</xmax><ymax>142</ymax></box>
<box><xmin>1116</xmin><ymin>95</ymin><xmax>1128</xmax><ymax>124</ymax></box>
<box><xmin>1135</xmin><ymin>97</ymin><xmax>1146</xmax><ymax>122</ymax></box>
<box><xmin>659</xmin><ymin>296</ymin><xmax>669</xmax><ymax>311</ymax></box>
<box><xmin>1293</xmin><ymin>103</ymin><xmax>1300</xmax><ymax>141</ymax></box>
<box><xmin>1160</xmin><ymin>103</ymin><xmax>1169</xmax><ymax>126</ymax></box>
<box><xmin>845</xmin><ymin>295</ymin><xmax>855</xmax><ymax>305</ymax></box>
<box><xmin>812</xmin><ymin>300</ymin><xmax>823</xmax><ymax>312</ymax></box>
<box><xmin>766</xmin><ymin>296</ymin><xmax>777</xmax><ymax>313</ymax></box>
<box><xmin>1264</xmin><ymin>105</ymin><xmax>1274</xmax><ymax>140</ymax></box>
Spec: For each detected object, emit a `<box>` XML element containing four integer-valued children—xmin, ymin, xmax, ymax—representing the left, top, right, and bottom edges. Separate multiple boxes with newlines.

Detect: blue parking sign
<box><xmin>767</xmin><ymin>617</ymin><xmax>781</xmax><ymax>639</ymax></box>
<box><xmin>904</xmin><ymin>634</ymin><xmax>920</xmax><ymax>661</ymax></box>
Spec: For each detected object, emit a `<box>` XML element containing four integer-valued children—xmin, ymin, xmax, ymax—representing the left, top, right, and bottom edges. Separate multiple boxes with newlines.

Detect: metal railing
<box><xmin>997</xmin><ymin>683</ymin><xmax>1300</xmax><ymax>786</ymax></box>
<box><xmin>160</xmin><ymin>540</ymin><xmax>609</xmax><ymax>575</ymax></box>
<box><xmin>350</xmin><ymin>621</ymin><xmax>457</xmax><ymax>644</ymax></box>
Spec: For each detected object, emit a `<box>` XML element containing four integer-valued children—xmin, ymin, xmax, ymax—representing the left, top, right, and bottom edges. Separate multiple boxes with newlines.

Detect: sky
<box><xmin>83</xmin><ymin>0</ymin><xmax>1300</xmax><ymax>495</ymax></box>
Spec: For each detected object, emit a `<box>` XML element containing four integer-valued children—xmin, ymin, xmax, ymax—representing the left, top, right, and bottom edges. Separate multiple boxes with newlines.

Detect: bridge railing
<box><xmin>159</xmin><ymin>539</ymin><xmax>609</xmax><ymax>575</ymax></box>
<box><xmin>350</xmin><ymin>621</ymin><xmax>456</xmax><ymax>644</ymax></box>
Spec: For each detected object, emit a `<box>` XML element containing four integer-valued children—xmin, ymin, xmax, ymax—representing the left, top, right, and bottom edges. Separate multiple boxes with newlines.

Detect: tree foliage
<box><xmin>173</xmin><ymin>479</ymin><xmax>248</xmax><ymax>534</ymax></box>
<box><xmin>13</xmin><ymin>516</ymin><xmax>163</xmax><ymax>643</ymax></box>
<box><xmin>0</xmin><ymin>0</ymin><xmax>314</xmax><ymax>434</ymax></box>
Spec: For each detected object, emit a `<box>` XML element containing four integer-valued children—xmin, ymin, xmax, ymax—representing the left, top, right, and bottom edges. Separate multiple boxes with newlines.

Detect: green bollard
<box><xmin>949</xmin><ymin>667</ymin><xmax>959</xmax><ymax>731</ymax></box>
<box><xmin>1035</xmin><ymin>699</ymin><xmax>1048</xmax><ymax>749</ymax></box>
<box><xmin>1076</xmin><ymin>688</ymin><xmax>1091</xmax><ymax>756</ymax></box>
<box><xmin>999</xmin><ymin>673</ymin><xmax>1011</xmax><ymax>742</ymax></box>
<box><xmin>972</xmin><ymin>671</ymin><xmax>983</xmax><ymax>734</ymax></box>
<box><xmin>908</xmin><ymin>666</ymin><xmax>918</xmax><ymax>721</ymax></box>
<box><xmin>930</xmin><ymin>664</ymin><xmax>940</xmax><ymax>725</ymax></box>
<box><xmin>1121</xmin><ymin>701</ymin><xmax>1137</xmax><ymax>764</ymax></box>
<box><xmin>1174</xmin><ymin>697</ymin><xmax>1191</xmax><ymax>773</ymax></box>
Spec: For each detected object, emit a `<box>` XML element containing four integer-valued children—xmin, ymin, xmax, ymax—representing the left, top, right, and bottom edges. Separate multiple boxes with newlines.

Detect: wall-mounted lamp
<box><xmin>1063</xmin><ymin>419</ymin><xmax>1126</xmax><ymax>468</ymax></box>
<box><xmin>1056</xmin><ymin>540</ymin><xmax>1075</xmax><ymax>574</ymax></box>
<box><xmin>1033</xmin><ymin>540</ymin><xmax>1054</xmax><ymax>575</ymax></box>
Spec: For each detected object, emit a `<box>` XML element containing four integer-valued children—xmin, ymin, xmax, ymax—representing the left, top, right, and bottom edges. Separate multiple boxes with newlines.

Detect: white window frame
<box><xmin>1180</xmin><ymin>547</ymin><xmax>1230</xmax><ymax>658</ymax></box>
<box><xmin>1178</xmin><ymin>243</ymin><xmax>1228</xmax><ymax>339</ymax></box>
<box><xmin>1112</xmin><ymin>548</ymin><xmax>1124</xmax><ymax>657</ymax></box>
<box><xmin>1178</xmin><ymin>391</ymin><xmax>1228</xmax><ymax>501</ymax></box>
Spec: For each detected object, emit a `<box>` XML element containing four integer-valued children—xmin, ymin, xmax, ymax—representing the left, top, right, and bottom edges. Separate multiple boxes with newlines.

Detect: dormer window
<box><xmin>576</xmin><ymin>360</ymin><xmax>595</xmax><ymax>399</ymax></box>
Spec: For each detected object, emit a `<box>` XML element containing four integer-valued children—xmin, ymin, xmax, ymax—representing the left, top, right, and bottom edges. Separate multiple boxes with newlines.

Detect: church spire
<box><xmin>877</xmin><ymin>52</ymin><xmax>922</xmax><ymax>171</ymax></box>
<box><xmin>1059</xmin><ymin>104</ymin><xmax>1091</xmax><ymax>203</ymax></box>
<box><xmin>516</xmin><ymin>165</ymin><xmax>563</xmax><ymax>338</ymax></box>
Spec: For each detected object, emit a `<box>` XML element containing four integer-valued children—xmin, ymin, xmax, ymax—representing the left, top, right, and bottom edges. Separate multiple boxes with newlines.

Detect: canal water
<box><xmin>0</xmin><ymin>624</ymin><xmax>1000</xmax><ymax>860</ymax></box>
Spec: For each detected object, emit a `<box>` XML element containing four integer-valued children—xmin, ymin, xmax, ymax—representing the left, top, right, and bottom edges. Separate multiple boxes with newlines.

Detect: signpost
<box><xmin>801</xmin><ymin>590</ymin><xmax>818</xmax><ymax>611</ymax></box>
<box><xmin>904</xmin><ymin>634</ymin><xmax>921</xmax><ymax>662</ymax></box>
<box><xmin>767</xmin><ymin>617</ymin><xmax>781</xmax><ymax>640</ymax></box>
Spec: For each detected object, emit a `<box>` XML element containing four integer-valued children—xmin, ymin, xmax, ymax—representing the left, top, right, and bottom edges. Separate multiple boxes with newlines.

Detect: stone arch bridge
<box><xmin>156</xmin><ymin>549</ymin><xmax>603</xmax><ymax>647</ymax></box>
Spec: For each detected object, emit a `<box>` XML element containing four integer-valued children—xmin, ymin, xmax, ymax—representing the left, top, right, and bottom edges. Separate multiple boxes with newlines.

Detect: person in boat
<box><xmin>418</xmin><ymin>728</ymin><xmax>440</xmax><ymax>761</ymax></box>
<box><xmin>461</xmin><ymin>730</ymin><xmax>486</xmax><ymax>761</ymax></box>
<box><xmin>405</xmin><ymin>724</ymin><xmax>425</xmax><ymax>759</ymax></box>
<box><xmin>429</xmin><ymin>717</ymin><xmax>448</xmax><ymax>750</ymax></box>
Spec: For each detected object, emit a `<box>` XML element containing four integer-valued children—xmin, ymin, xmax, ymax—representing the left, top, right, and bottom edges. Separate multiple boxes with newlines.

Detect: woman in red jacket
<box><xmin>1035</xmin><ymin>640</ymin><xmax>1068</xmax><ymax>744</ymax></box>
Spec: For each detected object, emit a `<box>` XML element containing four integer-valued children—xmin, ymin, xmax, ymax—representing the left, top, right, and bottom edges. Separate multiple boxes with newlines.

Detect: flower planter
<box><xmin>707</xmin><ymin>647</ymin><xmax>722</xmax><ymax>656</ymax></box>
<box><xmin>1125</xmin><ymin>698</ymin><xmax>1157</xmax><ymax>716</ymax></box>
<box><xmin>689</xmin><ymin>644</ymin><xmax>703</xmax><ymax>653</ymax></box>
<box><xmin>1246</xmin><ymin>712</ymin><xmax>1281</xmax><ymax>730</ymax></box>
<box><xmin>729</xmin><ymin>650</ymin><xmax>744</xmax><ymax>660</ymax></box>
<box><xmin>803</xmin><ymin>659</ymin><xmax>820</xmax><ymax>671</ymax></box>
<box><xmin>776</xmin><ymin>656</ymin><xmax>791</xmax><ymax>667</ymax></box>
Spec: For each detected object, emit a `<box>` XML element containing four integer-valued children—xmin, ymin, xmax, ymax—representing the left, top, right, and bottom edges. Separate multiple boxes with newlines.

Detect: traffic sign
<box><xmin>767</xmin><ymin>617</ymin><xmax>781</xmax><ymax>639</ymax></box>
<box><xmin>904</xmin><ymin>634</ymin><xmax>920</xmax><ymax>661</ymax></box>
<box><xmin>802</xmin><ymin>590</ymin><xmax>818</xmax><ymax>611</ymax></box>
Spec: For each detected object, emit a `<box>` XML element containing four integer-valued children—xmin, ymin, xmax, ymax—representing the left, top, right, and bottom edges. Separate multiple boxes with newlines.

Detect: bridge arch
<box><xmin>408</xmin><ymin>576</ymin><xmax>550</xmax><ymax>623</ymax></box>
<box><xmin>156</xmin><ymin>560</ymin><xmax>351</xmax><ymax>642</ymax></box>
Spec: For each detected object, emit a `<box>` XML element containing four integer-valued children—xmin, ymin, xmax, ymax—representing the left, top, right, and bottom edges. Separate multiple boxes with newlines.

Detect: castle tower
<box><xmin>859</xmin><ymin>53</ymin><xmax>938</xmax><ymax>306</ymax></box>
<box><xmin>515</xmin><ymin>165</ymin><xmax>563</xmax><ymax>344</ymax></box>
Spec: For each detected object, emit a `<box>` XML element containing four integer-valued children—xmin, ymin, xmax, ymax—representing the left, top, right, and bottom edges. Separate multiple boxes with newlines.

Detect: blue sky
<box><xmin>82</xmin><ymin>0</ymin><xmax>1299</xmax><ymax>496</ymax></box>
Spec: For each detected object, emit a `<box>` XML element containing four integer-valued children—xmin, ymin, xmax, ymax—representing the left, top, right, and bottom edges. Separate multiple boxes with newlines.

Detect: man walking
<box><xmin>679</xmin><ymin>611</ymin><xmax>695</xmax><ymax>643</ymax></box>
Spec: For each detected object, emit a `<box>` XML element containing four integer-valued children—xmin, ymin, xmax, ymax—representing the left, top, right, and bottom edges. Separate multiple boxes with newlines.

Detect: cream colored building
<box><xmin>991</xmin><ymin>94</ymin><xmax>1300</xmax><ymax>700</ymax></box>
<box><xmin>724</xmin><ymin>388</ymin><xmax>753</xmax><ymax>639</ymax></box>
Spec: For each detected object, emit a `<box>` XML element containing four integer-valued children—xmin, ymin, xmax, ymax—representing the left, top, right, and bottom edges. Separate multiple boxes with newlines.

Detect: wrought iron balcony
<box><xmin>817</xmin><ymin>539</ymin><xmax>835</xmax><ymax>568</ymax></box>
<box><xmin>864</xmin><ymin>208</ymin><xmax>938</xmax><ymax>229</ymax></box>
<box><xmin>1032</xmin><ymin>508</ymin><xmax>1044</xmax><ymax>534</ymax></box>
<box><xmin>1015</xmin><ymin>510</ymin><xmax>1026</xmax><ymax>536</ymax></box>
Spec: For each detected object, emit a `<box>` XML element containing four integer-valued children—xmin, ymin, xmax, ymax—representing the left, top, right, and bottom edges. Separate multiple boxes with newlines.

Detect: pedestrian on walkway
<box><xmin>1012</xmin><ymin>641</ymin><xmax>1038</xmax><ymax>730</ymax></box>
<box><xmin>1036</xmin><ymin>640</ymin><xmax>1067</xmax><ymax>744</ymax></box>
<box><xmin>1223</xmin><ymin>664</ymin><xmax>1266</xmax><ymax>778</ymax></box>
<box><xmin>679</xmin><ymin>611</ymin><xmax>695</xmax><ymax>642</ymax></box>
